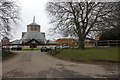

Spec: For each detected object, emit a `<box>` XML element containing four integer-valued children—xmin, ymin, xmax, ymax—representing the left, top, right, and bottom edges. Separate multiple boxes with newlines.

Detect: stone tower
<box><xmin>21</xmin><ymin>16</ymin><xmax>46</xmax><ymax>46</ymax></box>
<box><xmin>27</xmin><ymin>16</ymin><xmax>40</xmax><ymax>32</ymax></box>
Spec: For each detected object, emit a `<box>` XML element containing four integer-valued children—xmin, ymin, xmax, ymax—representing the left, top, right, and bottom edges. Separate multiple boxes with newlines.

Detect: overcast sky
<box><xmin>11</xmin><ymin>0</ymin><xmax>119</xmax><ymax>41</ymax></box>
<box><xmin>11</xmin><ymin>0</ymin><xmax>63</xmax><ymax>41</ymax></box>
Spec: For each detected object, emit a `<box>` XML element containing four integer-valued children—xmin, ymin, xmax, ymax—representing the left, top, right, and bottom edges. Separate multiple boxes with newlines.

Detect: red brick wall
<box><xmin>56</xmin><ymin>38</ymin><xmax>77</xmax><ymax>46</ymax></box>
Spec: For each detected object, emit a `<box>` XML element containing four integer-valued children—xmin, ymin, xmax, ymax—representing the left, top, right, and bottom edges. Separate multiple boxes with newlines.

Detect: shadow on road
<box><xmin>2</xmin><ymin>64</ymin><xmax>90</xmax><ymax>78</ymax></box>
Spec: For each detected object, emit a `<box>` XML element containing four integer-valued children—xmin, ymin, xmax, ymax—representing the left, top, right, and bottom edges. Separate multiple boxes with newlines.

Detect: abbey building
<box><xmin>21</xmin><ymin>16</ymin><xmax>46</xmax><ymax>48</ymax></box>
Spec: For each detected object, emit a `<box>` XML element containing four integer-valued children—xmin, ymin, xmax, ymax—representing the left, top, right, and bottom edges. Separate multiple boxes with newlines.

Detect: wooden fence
<box><xmin>95</xmin><ymin>40</ymin><xmax>120</xmax><ymax>47</ymax></box>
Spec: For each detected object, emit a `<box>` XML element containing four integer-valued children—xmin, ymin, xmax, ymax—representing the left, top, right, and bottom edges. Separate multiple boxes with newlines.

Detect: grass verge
<box><xmin>48</xmin><ymin>47</ymin><xmax>119</xmax><ymax>64</ymax></box>
<box><xmin>22</xmin><ymin>48</ymin><xmax>40</xmax><ymax>51</ymax></box>
<box><xmin>2</xmin><ymin>50</ymin><xmax>16</xmax><ymax>60</ymax></box>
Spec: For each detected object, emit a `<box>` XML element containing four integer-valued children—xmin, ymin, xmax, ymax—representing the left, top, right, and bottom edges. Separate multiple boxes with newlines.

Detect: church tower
<box><xmin>27</xmin><ymin>16</ymin><xmax>40</xmax><ymax>32</ymax></box>
<box><xmin>21</xmin><ymin>16</ymin><xmax>46</xmax><ymax>47</ymax></box>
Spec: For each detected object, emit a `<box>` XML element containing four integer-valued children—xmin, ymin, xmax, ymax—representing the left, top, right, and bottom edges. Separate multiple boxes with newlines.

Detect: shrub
<box><xmin>48</xmin><ymin>49</ymin><xmax>60</xmax><ymax>56</ymax></box>
<box><xmin>2</xmin><ymin>49</ymin><xmax>13</xmax><ymax>58</ymax></box>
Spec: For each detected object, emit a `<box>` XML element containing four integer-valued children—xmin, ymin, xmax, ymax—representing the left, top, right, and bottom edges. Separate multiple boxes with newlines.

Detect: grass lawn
<box><xmin>22</xmin><ymin>48</ymin><xmax>40</xmax><ymax>51</ymax></box>
<box><xmin>53</xmin><ymin>47</ymin><xmax>119</xmax><ymax>62</ymax></box>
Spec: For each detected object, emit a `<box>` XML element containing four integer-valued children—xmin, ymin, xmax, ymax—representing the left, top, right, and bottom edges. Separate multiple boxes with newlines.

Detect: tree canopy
<box><xmin>100</xmin><ymin>28</ymin><xmax>120</xmax><ymax>40</ymax></box>
<box><xmin>46</xmin><ymin>1</ymin><xmax>119</xmax><ymax>50</ymax></box>
<box><xmin>0</xmin><ymin>0</ymin><xmax>20</xmax><ymax>38</ymax></box>
<box><xmin>100</xmin><ymin>2</ymin><xmax>120</xmax><ymax>40</ymax></box>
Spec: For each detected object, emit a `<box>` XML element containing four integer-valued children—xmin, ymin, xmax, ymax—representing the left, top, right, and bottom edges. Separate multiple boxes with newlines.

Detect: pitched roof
<box><xmin>11</xmin><ymin>40</ymin><xmax>21</xmax><ymax>44</ymax></box>
<box><xmin>28</xmin><ymin>22</ymin><xmax>40</xmax><ymax>26</ymax></box>
<box><xmin>47</xmin><ymin>40</ymin><xmax>57</xmax><ymax>44</ymax></box>
<box><xmin>2</xmin><ymin>37</ymin><xmax>9</xmax><ymax>40</ymax></box>
<box><xmin>21</xmin><ymin>31</ymin><xmax>46</xmax><ymax>43</ymax></box>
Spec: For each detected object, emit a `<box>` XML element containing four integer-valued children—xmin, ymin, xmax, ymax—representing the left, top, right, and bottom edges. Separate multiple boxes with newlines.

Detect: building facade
<box><xmin>95</xmin><ymin>35</ymin><xmax>101</xmax><ymax>41</ymax></box>
<box><xmin>1</xmin><ymin>17</ymin><xmax>58</xmax><ymax>49</ymax></box>
<box><xmin>21</xmin><ymin>16</ymin><xmax>46</xmax><ymax>48</ymax></box>
<box><xmin>1</xmin><ymin>37</ymin><xmax>10</xmax><ymax>45</ymax></box>
<box><xmin>56</xmin><ymin>38</ymin><xmax>77</xmax><ymax>47</ymax></box>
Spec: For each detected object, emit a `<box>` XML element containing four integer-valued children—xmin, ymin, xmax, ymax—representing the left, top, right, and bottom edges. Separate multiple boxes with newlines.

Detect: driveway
<box><xmin>2</xmin><ymin>51</ymin><xmax>118</xmax><ymax>78</ymax></box>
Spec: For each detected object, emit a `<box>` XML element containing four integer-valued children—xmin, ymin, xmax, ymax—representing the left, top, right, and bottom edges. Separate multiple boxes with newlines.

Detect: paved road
<box><xmin>2</xmin><ymin>51</ymin><xmax>118</xmax><ymax>78</ymax></box>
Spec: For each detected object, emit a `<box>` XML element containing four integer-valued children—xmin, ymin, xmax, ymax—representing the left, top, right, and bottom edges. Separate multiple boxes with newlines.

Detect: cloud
<box><xmin>12</xmin><ymin>0</ymin><xmax>53</xmax><ymax>40</ymax></box>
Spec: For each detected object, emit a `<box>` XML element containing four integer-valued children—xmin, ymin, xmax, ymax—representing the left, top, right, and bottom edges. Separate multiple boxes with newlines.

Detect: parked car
<box><xmin>59</xmin><ymin>45</ymin><xmax>70</xmax><ymax>49</ymax></box>
<box><xmin>40</xmin><ymin>46</ymin><xmax>51</xmax><ymax>52</ymax></box>
<box><xmin>11</xmin><ymin>46</ymin><xmax>22</xmax><ymax>50</ymax></box>
<box><xmin>50</xmin><ymin>46</ymin><xmax>57</xmax><ymax>50</ymax></box>
<box><xmin>2</xmin><ymin>46</ymin><xmax>10</xmax><ymax>51</ymax></box>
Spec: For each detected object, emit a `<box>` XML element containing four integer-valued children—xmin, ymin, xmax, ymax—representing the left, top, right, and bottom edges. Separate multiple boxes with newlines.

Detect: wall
<box><xmin>1</xmin><ymin>37</ymin><xmax>10</xmax><ymax>45</ymax></box>
<box><xmin>56</xmin><ymin>38</ymin><xmax>77</xmax><ymax>47</ymax></box>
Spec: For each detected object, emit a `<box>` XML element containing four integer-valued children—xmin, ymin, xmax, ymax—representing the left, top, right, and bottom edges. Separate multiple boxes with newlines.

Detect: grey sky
<box><xmin>11</xmin><ymin>0</ymin><xmax>119</xmax><ymax>41</ymax></box>
<box><xmin>12</xmin><ymin>0</ymin><xmax>62</xmax><ymax>41</ymax></box>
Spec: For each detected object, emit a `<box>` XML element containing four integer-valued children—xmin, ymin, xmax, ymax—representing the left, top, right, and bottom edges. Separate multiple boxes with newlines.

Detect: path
<box><xmin>2</xmin><ymin>51</ymin><xmax>118</xmax><ymax>78</ymax></box>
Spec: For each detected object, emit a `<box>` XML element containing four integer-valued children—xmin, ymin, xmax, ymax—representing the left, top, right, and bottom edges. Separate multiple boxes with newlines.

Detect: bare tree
<box><xmin>0</xmin><ymin>0</ymin><xmax>20</xmax><ymax>38</ymax></box>
<box><xmin>46</xmin><ymin>1</ymin><xmax>118</xmax><ymax>50</ymax></box>
<box><xmin>101</xmin><ymin>2</ymin><xmax>120</xmax><ymax>40</ymax></box>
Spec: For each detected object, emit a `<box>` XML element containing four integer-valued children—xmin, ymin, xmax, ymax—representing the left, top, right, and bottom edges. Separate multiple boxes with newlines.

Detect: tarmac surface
<box><xmin>2</xmin><ymin>51</ymin><xmax>118</xmax><ymax>79</ymax></box>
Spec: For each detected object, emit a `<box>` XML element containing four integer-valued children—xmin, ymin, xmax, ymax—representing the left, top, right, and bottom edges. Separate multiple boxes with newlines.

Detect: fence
<box><xmin>95</xmin><ymin>40</ymin><xmax>120</xmax><ymax>47</ymax></box>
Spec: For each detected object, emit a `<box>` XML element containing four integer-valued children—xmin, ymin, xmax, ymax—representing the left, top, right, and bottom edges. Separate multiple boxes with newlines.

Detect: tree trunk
<box><xmin>78</xmin><ymin>37</ymin><xmax>85</xmax><ymax>50</ymax></box>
